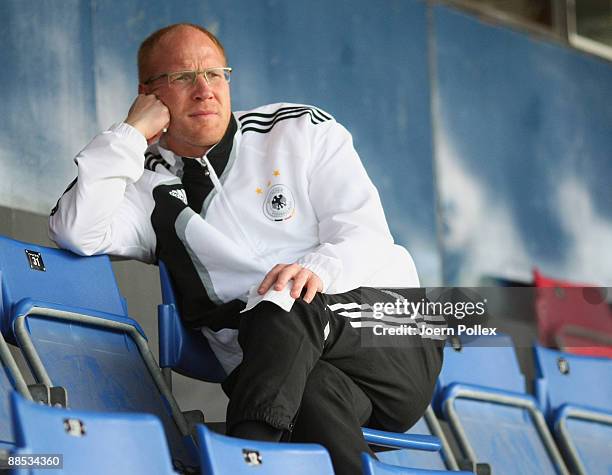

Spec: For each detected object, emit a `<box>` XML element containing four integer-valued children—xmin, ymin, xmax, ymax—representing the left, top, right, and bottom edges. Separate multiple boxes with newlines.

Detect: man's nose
<box><xmin>192</xmin><ymin>73</ymin><xmax>214</xmax><ymax>100</ymax></box>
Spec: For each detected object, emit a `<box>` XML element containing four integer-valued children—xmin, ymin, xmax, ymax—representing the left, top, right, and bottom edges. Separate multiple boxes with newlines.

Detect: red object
<box><xmin>533</xmin><ymin>269</ymin><xmax>591</xmax><ymax>288</ymax></box>
<box><xmin>533</xmin><ymin>269</ymin><xmax>612</xmax><ymax>358</ymax></box>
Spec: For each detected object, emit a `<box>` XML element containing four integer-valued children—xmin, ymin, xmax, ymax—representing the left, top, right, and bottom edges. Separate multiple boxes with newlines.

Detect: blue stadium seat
<box><xmin>158</xmin><ymin>262</ymin><xmax>466</xmax><ymax>471</ymax></box>
<box><xmin>10</xmin><ymin>391</ymin><xmax>177</xmax><ymax>474</ymax></box>
<box><xmin>376</xmin><ymin>407</ymin><xmax>461</xmax><ymax>471</ymax></box>
<box><xmin>0</xmin><ymin>331</ymin><xmax>32</xmax><ymax>455</ymax></box>
<box><xmin>158</xmin><ymin>261</ymin><xmax>226</xmax><ymax>383</ymax></box>
<box><xmin>0</xmin><ymin>236</ymin><xmax>127</xmax><ymax>343</ymax></box>
<box><xmin>196</xmin><ymin>424</ymin><xmax>334</xmax><ymax>474</ymax></box>
<box><xmin>433</xmin><ymin>335</ymin><xmax>569</xmax><ymax>475</ymax></box>
<box><xmin>362</xmin><ymin>453</ymin><xmax>471</xmax><ymax>475</ymax></box>
<box><xmin>0</xmin><ymin>236</ymin><xmax>199</xmax><ymax>472</ymax></box>
<box><xmin>534</xmin><ymin>345</ymin><xmax>612</xmax><ymax>475</ymax></box>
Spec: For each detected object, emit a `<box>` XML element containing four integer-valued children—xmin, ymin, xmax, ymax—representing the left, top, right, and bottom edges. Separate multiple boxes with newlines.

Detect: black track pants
<box><xmin>222</xmin><ymin>287</ymin><xmax>443</xmax><ymax>475</ymax></box>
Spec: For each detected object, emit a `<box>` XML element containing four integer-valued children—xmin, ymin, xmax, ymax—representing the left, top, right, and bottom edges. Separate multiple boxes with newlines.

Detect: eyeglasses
<box><xmin>143</xmin><ymin>67</ymin><xmax>232</xmax><ymax>87</ymax></box>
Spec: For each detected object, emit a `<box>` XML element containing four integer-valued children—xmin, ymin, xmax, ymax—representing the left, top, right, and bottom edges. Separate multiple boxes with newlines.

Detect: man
<box><xmin>49</xmin><ymin>23</ymin><xmax>442</xmax><ymax>474</ymax></box>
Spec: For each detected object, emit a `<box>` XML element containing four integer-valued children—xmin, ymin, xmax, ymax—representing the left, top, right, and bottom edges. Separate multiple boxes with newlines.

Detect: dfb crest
<box><xmin>263</xmin><ymin>184</ymin><xmax>295</xmax><ymax>221</ymax></box>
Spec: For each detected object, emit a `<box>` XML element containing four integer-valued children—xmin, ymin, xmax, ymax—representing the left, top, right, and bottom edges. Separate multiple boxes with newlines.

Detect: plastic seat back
<box><xmin>534</xmin><ymin>345</ymin><xmax>612</xmax><ymax>415</ymax></box>
<box><xmin>196</xmin><ymin>424</ymin><xmax>334</xmax><ymax>474</ymax></box>
<box><xmin>10</xmin><ymin>392</ymin><xmax>177</xmax><ymax>475</ymax></box>
<box><xmin>0</xmin><ymin>236</ymin><xmax>126</xmax><ymax>340</ymax></box>
<box><xmin>534</xmin><ymin>345</ymin><xmax>612</xmax><ymax>474</ymax></box>
<box><xmin>436</xmin><ymin>334</ymin><xmax>524</xmax><ymax>397</ymax></box>
<box><xmin>158</xmin><ymin>261</ymin><xmax>226</xmax><ymax>382</ymax></box>
<box><xmin>434</xmin><ymin>335</ymin><xmax>568</xmax><ymax>475</ymax></box>
<box><xmin>0</xmin><ymin>236</ymin><xmax>198</xmax><ymax>470</ymax></box>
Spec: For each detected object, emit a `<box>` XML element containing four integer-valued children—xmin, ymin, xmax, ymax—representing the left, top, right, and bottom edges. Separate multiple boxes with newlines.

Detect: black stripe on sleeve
<box><xmin>145</xmin><ymin>153</ymin><xmax>172</xmax><ymax>171</ymax></box>
<box><xmin>240</xmin><ymin>110</ymin><xmax>329</xmax><ymax>134</ymax></box>
<box><xmin>238</xmin><ymin>106</ymin><xmax>332</xmax><ymax>134</ymax></box>
<box><xmin>238</xmin><ymin>105</ymin><xmax>332</xmax><ymax>122</ymax></box>
<box><xmin>240</xmin><ymin>108</ymin><xmax>324</xmax><ymax>128</ymax></box>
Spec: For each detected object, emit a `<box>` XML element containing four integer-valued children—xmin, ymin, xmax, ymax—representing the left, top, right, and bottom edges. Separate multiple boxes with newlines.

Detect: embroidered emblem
<box><xmin>263</xmin><ymin>184</ymin><xmax>295</xmax><ymax>221</ymax></box>
<box><xmin>169</xmin><ymin>189</ymin><xmax>188</xmax><ymax>205</ymax></box>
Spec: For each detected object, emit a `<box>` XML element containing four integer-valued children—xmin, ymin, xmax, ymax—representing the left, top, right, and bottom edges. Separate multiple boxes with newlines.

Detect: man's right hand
<box><xmin>125</xmin><ymin>94</ymin><xmax>170</xmax><ymax>144</ymax></box>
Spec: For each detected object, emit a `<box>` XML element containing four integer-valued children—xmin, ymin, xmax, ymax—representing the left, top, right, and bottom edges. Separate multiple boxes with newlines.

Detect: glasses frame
<box><xmin>143</xmin><ymin>67</ymin><xmax>232</xmax><ymax>87</ymax></box>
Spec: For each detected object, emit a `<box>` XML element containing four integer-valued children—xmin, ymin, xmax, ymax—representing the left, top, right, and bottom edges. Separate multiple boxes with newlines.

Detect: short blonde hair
<box><xmin>137</xmin><ymin>23</ymin><xmax>227</xmax><ymax>82</ymax></box>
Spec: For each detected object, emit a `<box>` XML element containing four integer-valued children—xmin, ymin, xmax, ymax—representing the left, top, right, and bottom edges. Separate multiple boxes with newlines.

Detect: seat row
<box><xmin>0</xmin><ymin>236</ymin><xmax>610</xmax><ymax>474</ymax></box>
<box><xmin>0</xmin><ymin>236</ymin><xmax>457</xmax><ymax>475</ymax></box>
<box><xmin>159</xmin><ymin>259</ymin><xmax>612</xmax><ymax>474</ymax></box>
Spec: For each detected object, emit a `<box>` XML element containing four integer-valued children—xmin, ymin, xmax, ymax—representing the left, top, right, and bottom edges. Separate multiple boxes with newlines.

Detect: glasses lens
<box><xmin>168</xmin><ymin>71</ymin><xmax>197</xmax><ymax>86</ymax></box>
<box><xmin>205</xmin><ymin>68</ymin><xmax>231</xmax><ymax>84</ymax></box>
<box><xmin>166</xmin><ymin>69</ymin><xmax>231</xmax><ymax>87</ymax></box>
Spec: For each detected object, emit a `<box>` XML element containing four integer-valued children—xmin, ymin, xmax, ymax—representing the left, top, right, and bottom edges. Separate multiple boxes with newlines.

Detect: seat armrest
<box><xmin>10</xmin><ymin>298</ymin><xmax>147</xmax><ymax>340</ymax></box>
<box><xmin>439</xmin><ymin>382</ymin><xmax>539</xmax><ymax>415</ymax></box>
<box><xmin>554</xmin><ymin>403</ymin><xmax>612</xmax><ymax>431</ymax></box>
<box><xmin>362</xmin><ymin>427</ymin><xmax>441</xmax><ymax>451</ymax></box>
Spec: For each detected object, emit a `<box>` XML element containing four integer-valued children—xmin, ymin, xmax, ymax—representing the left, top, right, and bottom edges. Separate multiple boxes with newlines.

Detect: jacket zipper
<box><xmin>200</xmin><ymin>155</ymin><xmax>268</xmax><ymax>264</ymax></box>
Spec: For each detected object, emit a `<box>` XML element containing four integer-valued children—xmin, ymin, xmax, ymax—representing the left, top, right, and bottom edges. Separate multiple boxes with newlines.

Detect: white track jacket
<box><xmin>49</xmin><ymin>103</ymin><xmax>419</xmax><ymax>370</ymax></box>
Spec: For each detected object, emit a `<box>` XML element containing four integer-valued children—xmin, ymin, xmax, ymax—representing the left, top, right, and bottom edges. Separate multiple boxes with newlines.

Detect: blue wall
<box><xmin>432</xmin><ymin>6</ymin><xmax>612</xmax><ymax>285</ymax></box>
<box><xmin>1</xmin><ymin>1</ymin><xmax>610</xmax><ymax>285</ymax></box>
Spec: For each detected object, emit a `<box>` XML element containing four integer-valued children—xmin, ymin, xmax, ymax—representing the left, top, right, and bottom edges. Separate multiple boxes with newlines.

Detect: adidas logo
<box><xmin>169</xmin><ymin>189</ymin><xmax>188</xmax><ymax>205</ymax></box>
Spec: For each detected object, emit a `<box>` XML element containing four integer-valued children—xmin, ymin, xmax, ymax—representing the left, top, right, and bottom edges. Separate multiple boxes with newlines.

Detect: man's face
<box><xmin>140</xmin><ymin>27</ymin><xmax>231</xmax><ymax>157</ymax></box>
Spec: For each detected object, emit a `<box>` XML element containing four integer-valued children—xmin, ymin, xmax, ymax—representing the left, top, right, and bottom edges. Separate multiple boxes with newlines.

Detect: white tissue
<box><xmin>241</xmin><ymin>281</ymin><xmax>296</xmax><ymax>313</ymax></box>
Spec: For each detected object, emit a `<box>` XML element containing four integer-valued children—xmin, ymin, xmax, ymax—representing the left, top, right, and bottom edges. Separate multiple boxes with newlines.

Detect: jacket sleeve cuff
<box><xmin>74</xmin><ymin>122</ymin><xmax>148</xmax><ymax>183</ymax></box>
<box><xmin>109</xmin><ymin>122</ymin><xmax>148</xmax><ymax>147</ymax></box>
<box><xmin>297</xmin><ymin>252</ymin><xmax>342</xmax><ymax>293</ymax></box>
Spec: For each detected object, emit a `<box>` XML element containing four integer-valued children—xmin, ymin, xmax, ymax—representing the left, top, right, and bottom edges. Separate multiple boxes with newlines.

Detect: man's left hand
<box><xmin>258</xmin><ymin>263</ymin><xmax>322</xmax><ymax>304</ymax></box>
